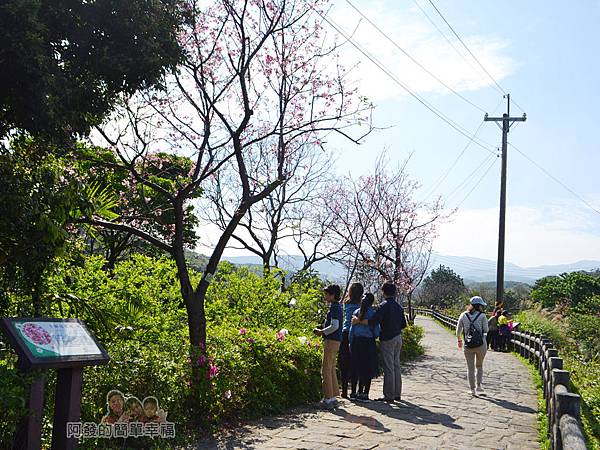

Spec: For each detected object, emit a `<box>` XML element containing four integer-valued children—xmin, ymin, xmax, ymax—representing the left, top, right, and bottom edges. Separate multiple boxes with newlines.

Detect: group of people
<box><xmin>487</xmin><ymin>307</ymin><xmax>514</xmax><ymax>352</ymax></box>
<box><xmin>102</xmin><ymin>390</ymin><xmax>167</xmax><ymax>424</ymax></box>
<box><xmin>313</xmin><ymin>281</ymin><xmax>408</xmax><ymax>408</ymax></box>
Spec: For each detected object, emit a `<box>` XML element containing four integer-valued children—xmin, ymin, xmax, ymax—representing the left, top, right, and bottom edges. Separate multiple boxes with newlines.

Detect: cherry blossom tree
<box><xmin>85</xmin><ymin>0</ymin><xmax>372</xmax><ymax>358</ymax></box>
<box><xmin>326</xmin><ymin>155</ymin><xmax>448</xmax><ymax>313</ymax></box>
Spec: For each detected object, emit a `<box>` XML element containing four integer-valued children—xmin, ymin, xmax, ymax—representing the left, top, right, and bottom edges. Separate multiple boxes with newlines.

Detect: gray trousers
<box><xmin>464</xmin><ymin>344</ymin><xmax>487</xmax><ymax>389</ymax></box>
<box><xmin>380</xmin><ymin>334</ymin><xmax>402</xmax><ymax>400</ymax></box>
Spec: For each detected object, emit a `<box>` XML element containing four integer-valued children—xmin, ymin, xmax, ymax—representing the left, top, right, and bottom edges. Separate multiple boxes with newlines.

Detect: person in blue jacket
<box><xmin>339</xmin><ymin>282</ymin><xmax>364</xmax><ymax>398</ymax></box>
<box><xmin>349</xmin><ymin>293</ymin><xmax>380</xmax><ymax>402</ymax></box>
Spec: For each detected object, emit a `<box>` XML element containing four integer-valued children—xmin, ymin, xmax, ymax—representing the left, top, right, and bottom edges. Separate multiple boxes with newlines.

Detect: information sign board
<box><xmin>0</xmin><ymin>318</ymin><xmax>109</xmax><ymax>370</ymax></box>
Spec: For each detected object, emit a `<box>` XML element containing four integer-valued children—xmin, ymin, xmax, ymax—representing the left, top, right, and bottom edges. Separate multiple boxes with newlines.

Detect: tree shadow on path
<box><xmin>331</xmin><ymin>407</ymin><xmax>391</xmax><ymax>432</ymax></box>
<box><xmin>357</xmin><ymin>400</ymin><xmax>463</xmax><ymax>430</ymax></box>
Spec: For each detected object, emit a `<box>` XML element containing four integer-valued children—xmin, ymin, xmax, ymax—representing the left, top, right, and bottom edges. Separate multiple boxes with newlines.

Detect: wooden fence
<box><xmin>415</xmin><ymin>308</ymin><xmax>587</xmax><ymax>450</ymax></box>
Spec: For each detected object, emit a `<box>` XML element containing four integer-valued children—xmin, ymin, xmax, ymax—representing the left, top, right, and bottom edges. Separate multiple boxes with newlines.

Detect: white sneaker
<box><xmin>469</xmin><ymin>389</ymin><xmax>476</xmax><ymax>396</ymax></box>
<box><xmin>476</xmin><ymin>386</ymin><xmax>486</xmax><ymax>395</ymax></box>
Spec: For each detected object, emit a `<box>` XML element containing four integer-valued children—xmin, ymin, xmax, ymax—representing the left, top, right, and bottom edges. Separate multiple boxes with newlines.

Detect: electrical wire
<box><xmin>454</xmin><ymin>155</ymin><xmax>498</xmax><ymax>208</ymax></box>
<box><xmin>315</xmin><ymin>9</ymin><xmax>497</xmax><ymax>155</ymax></box>
<box><xmin>411</xmin><ymin>0</ymin><xmax>485</xmax><ymax>82</ymax></box>
<box><xmin>426</xmin><ymin>0</ymin><xmax>507</xmax><ymax>96</ymax></box>
<box><xmin>509</xmin><ymin>143</ymin><xmax>600</xmax><ymax>216</ymax></box>
<box><xmin>422</xmin><ymin>120</ymin><xmax>486</xmax><ymax>201</ymax></box>
<box><xmin>344</xmin><ymin>0</ymin><xmax>487</xmax><ymax>114</ymax></box>
<box><xmin>446</xmin><ymin>152</ymin><xmax>497</xmax><ymax>201</ymax></box>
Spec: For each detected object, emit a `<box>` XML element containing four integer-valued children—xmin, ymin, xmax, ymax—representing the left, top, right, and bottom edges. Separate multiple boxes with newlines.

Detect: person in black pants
<box><xmin>339</xmin><ymin>282</ymin><xmax>363</xmax><ymax>398</ymax></box>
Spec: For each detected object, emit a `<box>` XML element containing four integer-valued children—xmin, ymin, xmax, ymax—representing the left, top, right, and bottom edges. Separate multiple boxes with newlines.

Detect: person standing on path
<box><xmin>314</xmin><ymin>284</ymin><xmax>343</xmax><ymax>407</ymax></box>
<box><xmin>487</xmin><ymin>308</ymin><xmax>500</xmax><ymax>350</ymax></box>
<box><xmin>339</xmin><ymin>282</ymin><xmax>364</xmax><ymax>399</ymax></box>
<box><xmin>456</xmin><ymin>296</ymin><xmax>489</xmax><ymax>396</ymax></box>
<box><xmin>348</xmin><ymin>293</ymin><xmax>380</xmax><ymax>402</ymax></box>
<box><xmin>352</xmin><ymin>282</ymin><xmax>407</xmax><ymax>403</ymax></box>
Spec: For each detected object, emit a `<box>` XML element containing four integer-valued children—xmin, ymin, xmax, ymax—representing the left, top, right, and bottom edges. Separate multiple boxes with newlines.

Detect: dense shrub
<box><xmin>0</xmin><ymin>358</ymin><xmax>30</xmax><ymax>447</ymax></box>
<box><xmin>517</xmin><ymin>308</ymin><xmax>600</xmax><ymax>448</ymax></box>
<box><xmin>401</xmin><ymin>325</ymin><xmax>425</xmax><ymax>361</ymax></box>
<box><xmin>1</xmin><ymin>254</ymin><xmax>425</xmax><ymax>447</ymax></box>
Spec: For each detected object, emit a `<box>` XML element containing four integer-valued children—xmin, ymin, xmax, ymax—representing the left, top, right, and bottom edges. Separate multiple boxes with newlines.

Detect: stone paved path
<box><xmin>195</xmin><ymin>317</ymin><xmax>539</xmax><ymax>449</ymax></box>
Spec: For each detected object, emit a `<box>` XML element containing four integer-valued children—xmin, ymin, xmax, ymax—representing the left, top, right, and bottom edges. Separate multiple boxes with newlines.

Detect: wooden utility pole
<box><xmin>484</xmin><ymin>94</ymin><xmax>526</xmax><ymax>306</ymax></box>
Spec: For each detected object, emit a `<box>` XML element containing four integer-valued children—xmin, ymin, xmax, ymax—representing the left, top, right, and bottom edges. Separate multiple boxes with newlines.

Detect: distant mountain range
<box><xmin>221</xmin><ymin>254</ymin><xmax>600</xmax><ymax>284</ymax></box>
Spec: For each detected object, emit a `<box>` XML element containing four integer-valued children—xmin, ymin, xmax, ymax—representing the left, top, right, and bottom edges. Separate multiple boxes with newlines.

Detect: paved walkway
<box><xmin>195</xmin><ymin>317</ymin><xmax>539</xmax><ymax>450</ymax></box>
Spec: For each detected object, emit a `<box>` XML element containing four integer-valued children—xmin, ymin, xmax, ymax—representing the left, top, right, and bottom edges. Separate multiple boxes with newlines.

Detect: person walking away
<box><xmin>349</xmin><ymin>293</ymin><xmax>380</xmax><ymax>402</ymax></box>
<box><xmin>314</xmin><ymin>284</ymin><xmax>343</xmax><ymax>407</ymax></box>
<box><xmin>457</xmin><ymin>296</ymin><xmax>489</xmax><ymax>396</ymax></box>
<box><xmin>339</xmin><ymin>282</ymin><xmax>363</xmax><ymax>398</ymax></box>
<box><xmin>352</xmin><ymin>282</ymin><xmax>407</xmax><ymax>403</ymax></box>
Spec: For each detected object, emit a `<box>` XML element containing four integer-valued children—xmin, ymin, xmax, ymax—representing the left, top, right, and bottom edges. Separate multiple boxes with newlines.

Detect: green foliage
<box><xmin>420</xmin><ymin>265</ymin><xmax>467</xmax><ymax>309</ymax></box>
<box><xmin>514</xmin><ymin>309</ymin><xmax>571</xmax><ymax>351</ymax></box>
<box><xmin>401</xmin><ymin>325</ymin><xmax>425</xmax><ymax>361</ymax></box>
<box><xmin>517</xmin><ymin>308</ymin><xmax>600</xmax><ymax>448</ymax></box>
<box><xmin>0</xmin><ymin>358</ymin><xmax>31</xmax><ymax>445</ymax></box>
<box><xmin>0</xmin><ymin>0</ymin><xmax>184</xmax><ymax>140</ymax></box>
<box><xmin>530</xmin><ymin>271</ymin><xmax>600</xmax><ymax>309</ymax></box>
<box><xmin>568</xmin><ymin>295</ymin><xmax>600</xmax><ymax>360</ymax></box>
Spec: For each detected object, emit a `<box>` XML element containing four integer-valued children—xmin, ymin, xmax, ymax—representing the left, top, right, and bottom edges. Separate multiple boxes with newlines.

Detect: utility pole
<box><xmin>484</xmin><ymin>94</ymin><xmax>526</xmax><ymax>307</ymax></box>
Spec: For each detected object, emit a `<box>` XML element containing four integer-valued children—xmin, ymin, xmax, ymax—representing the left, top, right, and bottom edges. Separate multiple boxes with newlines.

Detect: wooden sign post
<box><xmin>0</xmin><ymin>318</ymin><xmax>109</xmax><ymax>450</ymax></box>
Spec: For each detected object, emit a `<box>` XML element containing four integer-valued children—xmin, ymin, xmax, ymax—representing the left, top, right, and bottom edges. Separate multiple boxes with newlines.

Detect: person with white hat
<box><xmin>456</xmin><ymin>296</ymin><xmax>489</xmax><ymax>396</ymax></box>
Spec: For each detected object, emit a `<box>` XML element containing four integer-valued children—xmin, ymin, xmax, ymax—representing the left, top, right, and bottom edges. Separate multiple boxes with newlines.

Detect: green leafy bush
<box><xmin>0</xmin><ymin>358</ymin><xmax>30</xmax><ymax>447</ymax></box>
<box><xmin>401</xmin><ymin>325</ymin><xmax>425</xmax><ymax>361</ymax></box>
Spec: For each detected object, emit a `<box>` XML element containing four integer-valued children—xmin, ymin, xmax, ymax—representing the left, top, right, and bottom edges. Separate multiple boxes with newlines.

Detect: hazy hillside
<box><xmin>218</xmin><ymin>253</ymin><xmax>600</xmax><ymax>284</ymax></box>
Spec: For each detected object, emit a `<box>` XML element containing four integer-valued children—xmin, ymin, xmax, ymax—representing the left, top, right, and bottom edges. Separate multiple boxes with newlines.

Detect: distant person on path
<box><xmin>352</xmin><ymin>282</ymin><xmax>407</xmax><ymax>403</ymax></box>
<box><xmin>497</xmin><ymin>310</ymin><xmax>510</xmax><ymax>351</ymax></box>
<box><xmin>348</xmin><ymin>293</ymin><xmax>380</xmax><ymax>402</ymax></box>
<box><xmin>456</xmin><ymin>296</ymin><xmax>489</xmax><ymax>396</ymax></box>
<box><xmin>339</xmin><ymin>282</ymin><xmax>364</xmax><ymax>399</ymax></box>
<box><xmin>487</xmin><ymin>308</ymin><xmax>501</xmax><ymax>350</ymax></box>
<box><xmin>314</xmin><ymin>284</ymin><xmax>343</xmax><ymax>407</ymax></box>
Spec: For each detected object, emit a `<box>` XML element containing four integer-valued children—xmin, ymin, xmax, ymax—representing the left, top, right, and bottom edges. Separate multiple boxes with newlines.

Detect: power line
<box><xmin>426</xmin><ymin>0</ymin><xmax>507</xmax><ymax>97</ymax></box>
<box><xmin>455</xmin><ymin>155</ymin><xmax>498</xmax><ymax>208</ymax></box>
<box><xmin>423</xmin><ymin>97</ymin><xmax>504</xmax><ymax>201</ymax></box>
<box><xmin>446</xmin><ymin>152</ymin><xmax>496</xmax><ymax>201</ymax></box>
<box><xmin>344</xmin><ymin>0</ymin><xmax>487</xmax><ymax>114</ymax></box>
<box><xmin>509</xmin><ymin>143</ymin><xmax>600</xmax><ymax>216</ymax></box>
<box><xmin>422</xmin><ymin>120</ymin><xmax>486</xmax><ymax>200</ymax></box>
<box><xmin>411</xmin><ymin>0</ymin><xmax>486</xmax><ymax>84</ymax></box>
<box><xmin>315</xmin><ymin>9</ymin><xmax>497</xmax><ymax>155</ymax></box>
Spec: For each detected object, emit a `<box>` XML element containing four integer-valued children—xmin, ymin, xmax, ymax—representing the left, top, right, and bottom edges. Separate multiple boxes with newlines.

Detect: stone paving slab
<box><xmin>193</xmin><ymin>317</ymin><xmax>539</xmax><ymax>449</ymax></box>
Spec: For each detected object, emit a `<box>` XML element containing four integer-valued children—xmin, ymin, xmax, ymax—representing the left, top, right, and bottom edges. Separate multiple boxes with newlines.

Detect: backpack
<box><xmin>464</xmin><ymin>312</ymin><xmax>484</xmax><ymax>348</ymax></box>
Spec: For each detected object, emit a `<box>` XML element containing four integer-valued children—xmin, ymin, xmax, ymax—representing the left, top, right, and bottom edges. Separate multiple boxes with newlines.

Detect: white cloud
<box><xmin>327</xmin><ymin>0</ymin><xmax>516</xmax><ymax>102</ymax></box>
<box><xmin>435</xmin><ymin>202</ymin><xmax>600</xmax><ymax>267</ymax></box>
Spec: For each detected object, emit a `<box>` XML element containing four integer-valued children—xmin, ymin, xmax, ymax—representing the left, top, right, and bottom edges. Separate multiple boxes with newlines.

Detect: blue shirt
<box><xmin>324</xmin><ymin>301</ymin><xmax>343</xmax><ymax>341</ymax></box>
<box><xmin>367</xmin><ymin>297</ymin><xmax>407</xmax><ymax>341</ymax></box>
<box><xmin>349</xmin><ymin>307</ymin><xmax>380</xmax><ymax>345</ymax></box>
<box><xmin>342</xmin><ymin>303</ymin><xmax>360</xmax><ymax>332</ymax></box>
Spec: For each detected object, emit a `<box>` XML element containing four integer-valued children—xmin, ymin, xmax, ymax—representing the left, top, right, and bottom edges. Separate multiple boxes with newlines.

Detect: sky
<box><xmin>196</xmin><ymin>0</ymin><xmax>600</xmax><ymax>268</ymax></box>
<box><xmin>316</xmin><ymin>0</ymin><xmax>600</xmax><ymax>267</ymax></box>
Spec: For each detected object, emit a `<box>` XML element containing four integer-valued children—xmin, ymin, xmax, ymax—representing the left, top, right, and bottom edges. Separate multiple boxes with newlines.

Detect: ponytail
<box><xmin>358</xmin><ymin>293</ymin><xmax>375</xmax><ymax>320</ymax></box>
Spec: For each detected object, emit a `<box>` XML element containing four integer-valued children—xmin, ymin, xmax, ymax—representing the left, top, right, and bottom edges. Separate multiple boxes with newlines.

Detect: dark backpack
<box><xmin>464</xmin><ymin>312</ymin><xmax>484</xmax><ymax>348</ymax></box>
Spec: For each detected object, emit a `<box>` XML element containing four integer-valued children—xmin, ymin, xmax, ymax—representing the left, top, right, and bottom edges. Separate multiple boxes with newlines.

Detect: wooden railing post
<box><xmin>555</xmin><ymin>392</ymin><xmax>585</xmax><ymax>450</ymax></box>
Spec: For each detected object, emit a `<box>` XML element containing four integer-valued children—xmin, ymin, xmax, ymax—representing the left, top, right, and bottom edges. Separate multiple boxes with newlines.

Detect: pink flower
<box><xmin>277</xmin><ymin>332</ymin><xmax>286</xmax><ymax>342</ymax></box>
<box><xmin>247</xmin><ymin>338</ymin><xmax>255</xmax><ymax>344</ymax></box>
<box><xmin>197</xmin><ymin>355</ymin><xmax>206</xmax><ymax>367</ymax></box>
<box><xmin>207</xmin><ymin>364</ymin><xmax>219</xmax><ymax>379</ymax></box>
<box><xmin>239</xmin><ymin>328</ymin><xmax>247</xmax><ymax>335</ymax></box>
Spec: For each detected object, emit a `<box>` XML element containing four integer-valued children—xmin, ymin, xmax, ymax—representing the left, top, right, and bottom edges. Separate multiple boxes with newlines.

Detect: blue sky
<box><xmin>323</xmin><ymin>0</ymin><xmax>600</xmax><ymax>266</ymax></box>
